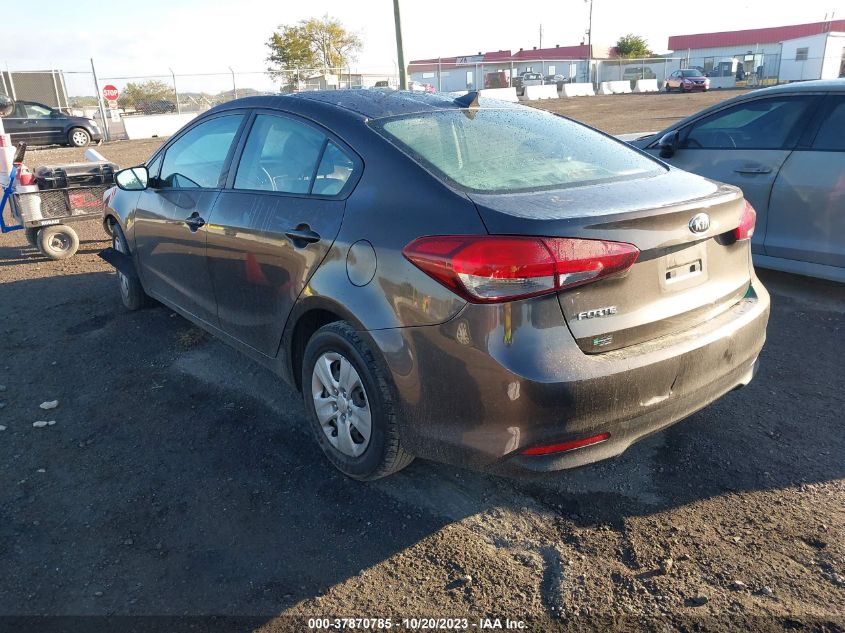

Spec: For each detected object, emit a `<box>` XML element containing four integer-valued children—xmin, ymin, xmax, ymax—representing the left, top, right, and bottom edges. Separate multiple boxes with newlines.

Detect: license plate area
<box><xmin>659</xmin><ymin>242</ymin><xmax>708</xmax><ymax>292</ymax></box>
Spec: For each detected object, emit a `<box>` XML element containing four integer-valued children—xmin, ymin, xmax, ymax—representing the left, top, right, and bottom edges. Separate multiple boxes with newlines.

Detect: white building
<box><xmin>778</xmin><ymin>32</ymin><xmax>845</xmax><ymax>81</ymax></box>
<box><xmin>668</xmin><ymin>19</ymin><xmax>845</xmax><ymax>82</ymax></box>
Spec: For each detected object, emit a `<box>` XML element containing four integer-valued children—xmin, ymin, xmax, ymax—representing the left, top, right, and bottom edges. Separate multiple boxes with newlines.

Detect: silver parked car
<box><xmin>632</xmin><ymin>79</ymin><xmax>845</xmax><ymax>283</ymax></box>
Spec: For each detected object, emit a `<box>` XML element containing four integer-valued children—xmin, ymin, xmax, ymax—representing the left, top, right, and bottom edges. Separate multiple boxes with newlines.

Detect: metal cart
<box><xmin>1</xmin><ymin>143</ymin><xmax>113</xmax><ymax>260</ymax></box>
<box><xmin>11</xmin><ymin>185</ymin><xmax>111</xmax><ymax>260</ymax></box>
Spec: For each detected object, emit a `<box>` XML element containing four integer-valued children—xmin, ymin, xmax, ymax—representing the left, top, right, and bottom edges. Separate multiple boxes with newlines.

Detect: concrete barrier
<box><xmin>478</xmin><ymin>87</ymin><xmax>519</xmax><ymax>103</ymax></box>
<box><xmin>607</xmin><ymin>80</ymin><xmax>633</xmax><ymax>94</ymax></box>
<box><xmin>708</xmin><ymin>76</ymin><xmax>736</xmax><ymax>89</ymax></box>
<box><xmin>562</xmin><ymin>83</ymin><xmax>595</xmax><ymax>97</ymax></box>
<box><xmin>523</xmin><ymin>84</ymin><xmax>560</xmax><ymax>100</ymax></box>
<box><xmin>634</xmin><ymin>79</ymin><xmax>659</xmax><ymax>93</ymax></box>
<box><xmin>122</xmin><ymin>113</ymin><xmax>198</xmax><ymax>140</ymax></box>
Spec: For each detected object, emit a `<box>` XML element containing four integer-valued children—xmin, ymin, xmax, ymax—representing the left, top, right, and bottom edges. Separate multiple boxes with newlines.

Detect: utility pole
<box><xmin>539</xmin><ymin>24</ymin><xmax>543</xmax><ymax>50</ymax></box>
<box><xmin>585</xmin><ymin>0</ymin><xmax>594</xmax><ymax>85</ymax></box>
<box><xmin>393</xmin><ymin>0</ymin><xmax>407</xmax><ymax>90</ymax></box>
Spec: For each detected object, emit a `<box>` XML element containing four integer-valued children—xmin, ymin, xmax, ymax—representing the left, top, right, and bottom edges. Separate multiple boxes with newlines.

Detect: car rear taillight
<box><xmin>734</xmin><ymin>200</ymin><xmax>756</xmax><ymax>241</ymax></box>
<box><xmin>403</xmin><ymin>235</ymin><xmax>639</xmax><ymax>303</ymax></box>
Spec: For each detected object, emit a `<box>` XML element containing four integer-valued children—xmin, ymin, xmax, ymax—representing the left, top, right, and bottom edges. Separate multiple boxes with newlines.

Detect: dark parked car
<box><xmin>1</xmin><ymin>100</ymin><xmax>102</xmax><ymax>147</ymax></box>
<box><xmin>632</xmin><ymin>79</ymin><xmax>845</xmax><ymax>283</ymax></box>
<box><xmin>135</xmin><ymin>99</ymin><xmax>178</xmax><ymax>115</ymax></box>
<box><xmin>513</xmin><ymin>72</ymin><xmax>544</xmax><ymax>94</ymax></box>
<box><xmin>544</xmin><ymin>74</ymin><xmax>570</xmax><ymax>90</ymax></box>
<box><xmin>103</xmin><ymin>90</ymin><xmax>770</xmax><ymax>479</ymax></box>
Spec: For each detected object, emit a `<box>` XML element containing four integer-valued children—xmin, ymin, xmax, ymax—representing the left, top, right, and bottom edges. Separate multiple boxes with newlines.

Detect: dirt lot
<box><xmin>1</xmin><ymin>91</ymin><xmax>843</xmax><ymax>632</ymax></box>
<box><xmin>530</xmin><ymin>89</ymin><xmax>751</xmax><ymax>135</ymax></box>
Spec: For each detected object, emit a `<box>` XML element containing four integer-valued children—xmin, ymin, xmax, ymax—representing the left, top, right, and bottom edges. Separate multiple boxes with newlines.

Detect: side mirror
<box><xmin>115</xmin><ymin>166</ymin><xmax>149</xmax><ymax>191</ymax></box>
<box><xmin>658</xmin><ymin>130</ymin><xmax>680</xmax><ymax>158</ymax></box>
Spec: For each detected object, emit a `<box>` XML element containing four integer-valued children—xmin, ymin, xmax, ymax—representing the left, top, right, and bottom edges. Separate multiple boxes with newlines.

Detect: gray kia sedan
<box><xmin>102</xmin><ymin>90</ymin><xmax>770</xmax><ymax>479</ymax></box>
<box><xmin>632</xmin><ymin>79</ymin><xmax>845</xmax><ymax>283</ymax></box>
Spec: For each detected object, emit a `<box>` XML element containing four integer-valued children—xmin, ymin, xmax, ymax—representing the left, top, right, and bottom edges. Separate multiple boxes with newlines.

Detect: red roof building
<box><xmin>668</xmin><ymin>19</ymin><xmax>845</xmax><ymax>51</ymax></box>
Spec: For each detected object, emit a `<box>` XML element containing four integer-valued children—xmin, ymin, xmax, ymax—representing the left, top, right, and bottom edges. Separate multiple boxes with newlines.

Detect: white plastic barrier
<box><xmin>478</xmin><ymin>87</ymin><xmax>519</xmax><ymax>102</ymax></box>
<box><xmin>598</xmin><ymin>82</ymin><xmax>614</xmax><ymax>95</ymax></box>
<box><xmin>122</xmin><ymin>113</ymin><xmax>198</xmax><ymax>140</ymax></box>
<box><xmin>562</xmin><ymin>83</ymin><xmax>596</xmax><ymax>97</ymax></box>
<box><xmin>634</xmin><ymin>79</ymin><xmax>659</xmax><ymax>93</ymax></box>
<box><xmin>708</xmin><ymin>76</ymin><xmax>736</xmax><ymax>89</ymax></box>
<box><xmin>523</xmin><ymin>84</ymin><xmax>560</xmax><ymax>100</ymax></box>
<box><xmin>607</xmin><ymin>80</ymin><xmax>633</xmax><ymax>94</ymax></box>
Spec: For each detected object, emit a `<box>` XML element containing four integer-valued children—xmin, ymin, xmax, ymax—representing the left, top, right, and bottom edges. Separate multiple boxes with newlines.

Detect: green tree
<box><xmin>615</xmin><ymin>34</ymin><xmax>653</xmax><ymax>59</ymax></box>
<box><xmin>118</xmin><ymin>80</ymin><xmax>174</xmax><ymax>108</ymax></box>
<box><xmin>266</xmin><ymin>15</ymin><xmax>362</xmax><ymax>86</ymax></box>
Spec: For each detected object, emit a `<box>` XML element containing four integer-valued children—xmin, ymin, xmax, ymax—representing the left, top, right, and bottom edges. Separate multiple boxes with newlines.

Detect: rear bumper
<box><xmin>367</xmin><ymin>278</ymin><xmax>770</xmax><ymax>474</ymax></box>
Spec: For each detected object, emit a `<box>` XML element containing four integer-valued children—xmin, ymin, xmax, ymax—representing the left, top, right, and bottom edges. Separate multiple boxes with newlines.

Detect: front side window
<box><xmin>234</xmin><ymin>114</ymin><xmax>325</xmax><ymax>194</ymax></box>
<box><xmin>24</xmin><ymin>103</ymin><xmax>53</xmax><ymax>119</ymax></box>
<box><xmin>683</xmin><ymin>97</ymin><xmax>814</xmax><ymax>150</ymax></box>
<box><xmin>812</xmin><ymin>97</ymin><xmax>845</xmax><ymax>151</ymax></box>
<box><xmin>159</xmin><ymin>115</ymin><xmax>243</xmax><ymax>189</ymax></box>
<box><xmin>374</xmin><ymin>108</ymin><xmax>663</xmax><ymax>193</ymax></box>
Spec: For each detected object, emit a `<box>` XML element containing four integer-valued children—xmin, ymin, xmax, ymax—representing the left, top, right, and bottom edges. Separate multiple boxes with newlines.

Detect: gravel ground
<box><xmin>0</xmin><ymin>91</ymin><xmax>842</xmax><ymax>632</ymax></box>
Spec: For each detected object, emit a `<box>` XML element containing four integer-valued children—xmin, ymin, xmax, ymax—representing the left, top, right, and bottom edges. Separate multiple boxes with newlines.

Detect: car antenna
<box><xmin>453</xmin><ymin>91</ymin><xmax>480</xmax><ymax>108</ymax></box>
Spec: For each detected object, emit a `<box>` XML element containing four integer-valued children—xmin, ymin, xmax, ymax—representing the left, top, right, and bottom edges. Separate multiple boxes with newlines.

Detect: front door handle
<box><xmin>184</xmin><ymin>212</ymin><xmax>206</xmax><ymax>232</ymax></box>
<box><xmin>734</xmin><ymin>166</ymin><xmax>772</xmax><ymax>175</ymax></box>
<box><xmin>285</xmin><ymin>226</ymin><xmax>321</xmax><ymax>245</ymax></box>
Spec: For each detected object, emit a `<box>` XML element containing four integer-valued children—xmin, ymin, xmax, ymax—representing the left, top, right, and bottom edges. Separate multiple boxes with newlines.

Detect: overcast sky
<box><xmin>2</xmin><ymin>0</ymin><xmax>840</xmax><ymax>92</ymax></box>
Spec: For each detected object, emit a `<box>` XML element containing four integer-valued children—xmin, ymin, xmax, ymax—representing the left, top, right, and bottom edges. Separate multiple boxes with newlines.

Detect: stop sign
<box><xmin>103</xmin><ymin>84</ymin><xmax>119</xmax><ymax>102</ymax></box>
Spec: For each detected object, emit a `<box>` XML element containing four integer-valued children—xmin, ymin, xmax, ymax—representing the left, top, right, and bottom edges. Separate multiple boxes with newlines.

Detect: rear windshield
<box><xmin>372</xmin><ymin>108</ymin><xmax>663</xmax><ymax>193</ymax></box>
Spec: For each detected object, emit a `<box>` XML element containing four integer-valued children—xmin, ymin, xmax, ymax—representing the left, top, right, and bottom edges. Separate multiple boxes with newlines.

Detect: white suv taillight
<box><xmin>403</xmin><ymin>235</ymin><xmax>639</xmax><ymax>303</ymax></box>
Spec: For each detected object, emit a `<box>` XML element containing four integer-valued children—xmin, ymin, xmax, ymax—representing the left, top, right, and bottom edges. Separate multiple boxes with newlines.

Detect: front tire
<box><xmin>68</xmin><ymin>127</ymin><xmax>91</xmax><ymax>147</ymax></box>
<box><xmin>302</xmin><ymin>322</ymin><xmax>414</xmax><ymax>480</ymax></box>
<box><xmin>37</xmin><ymin>225</ymin><xmax>79</xmax><ymax>260</ymax></box>
<box><xmin>112</xmin><ymin>223</ymin><xmax>152</xmax><ymax>310</ymax></box>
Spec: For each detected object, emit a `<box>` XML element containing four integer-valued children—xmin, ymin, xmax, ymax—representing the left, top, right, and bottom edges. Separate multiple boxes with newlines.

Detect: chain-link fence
<box><xmin>0</xmin><ymin>62</ymin><xmax>399</xmax><ymax>142</ymax></box>
<box><xmin>406</xmin><ymin>53</ymin><xmax>799</xmax><ymax>93</ymax></box>
<box><xmin>1</xmin><ymin>50</ymin><xmax>841</xmax><ymax>145</ymax></box>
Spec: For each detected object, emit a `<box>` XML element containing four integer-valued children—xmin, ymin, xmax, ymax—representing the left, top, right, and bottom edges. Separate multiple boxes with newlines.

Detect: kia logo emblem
<box><xmin>689</xmin><ymin>213</ymin><xmax>711</xmax><ymax>234</ymax></box>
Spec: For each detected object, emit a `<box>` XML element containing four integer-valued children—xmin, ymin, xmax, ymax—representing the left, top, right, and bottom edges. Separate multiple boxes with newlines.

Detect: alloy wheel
<box><xmin>311</xmin><ymin>351</ymin><xmax>372</xmax><ymax>457</ymax></box>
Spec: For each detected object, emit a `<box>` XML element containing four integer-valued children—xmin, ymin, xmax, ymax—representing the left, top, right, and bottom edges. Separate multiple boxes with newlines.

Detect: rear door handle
<box><xmin>734</xmin><ymin>166</ymin><xmax>772</xmax><ymax>174</ymax></box>
<box><xmin>184</xmin><ymin>212</ymin><xmax>206</xmax><ymax>232</ymax></box>
<box><xmin>285</xmin><ymin>227</ymin><xmax>321</xmax><ymax>245</ymax></box>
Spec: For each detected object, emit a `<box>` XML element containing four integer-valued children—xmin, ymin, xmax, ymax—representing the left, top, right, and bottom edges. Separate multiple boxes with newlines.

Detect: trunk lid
<box><xmin>469</xmin><ymin>169</ymin><xmax>753</xmax><ymax>353</ymax></box>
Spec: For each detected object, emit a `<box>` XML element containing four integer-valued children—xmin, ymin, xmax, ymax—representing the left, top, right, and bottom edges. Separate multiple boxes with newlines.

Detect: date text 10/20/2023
<box><xmin>307</xmin><ymin>618</ymin><xmax>527</xmax><ymax>629</ymax></box>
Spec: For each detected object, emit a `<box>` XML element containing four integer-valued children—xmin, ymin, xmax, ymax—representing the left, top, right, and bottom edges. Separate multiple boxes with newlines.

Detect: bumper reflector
<box><xmin>521</xmin><ymin>432</ymin><xmax>611</xmax><ymax>456</ymax></box>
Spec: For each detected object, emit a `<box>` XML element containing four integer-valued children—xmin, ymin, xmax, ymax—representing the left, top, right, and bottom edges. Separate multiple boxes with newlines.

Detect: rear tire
<box><xmin>68</xmin><ymin>127</ymin><xmax>91</xmax><ymax>147</ymax></box>
<box><xmin>302</xmin><ymin>322</ymin><xmax>414</xmax><ymax>480</ymax></box>
<box><xmin>37</xmin><ymin>225</ymin><xmax>79</xmax><ymax>260</ymax></box>
<box><xmin>112</xmin><ymin>223</ymin><xmax>152</xmax><ymax>311</ymax></box>
<box><xmin>24</xmin><ymin>227</ymin><xmax>39</xmax><ymax>248</ymax></box>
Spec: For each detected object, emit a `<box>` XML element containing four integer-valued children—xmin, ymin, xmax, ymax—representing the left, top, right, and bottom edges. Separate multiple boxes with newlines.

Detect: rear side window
<box><xmin>373</xmin><ymin>108</ymin><xmax>663</xmax><ymax>193</ymax></box>
<box><xmin>160</xmin><ymin>115</ymin><xmax>243</xmax><ymax>189</ymax></box>
<box><xmin>235</xmin><ymin>114</ymin><xmax>325</xmax><ymax>194</ymax></box>
<box><xmin>683</xmin><ymin>96</ymin><xmax>814</xmax><ymax>150</ymax></box>
<box><xmin>312</xmin><ymin>142</ymin><xmax>355</xmax><ymax>195</ymax></box>
<box><xmin>812</xmin><ymin>97</ymin><xmax>845</xmax><ymax>151</ymax></box>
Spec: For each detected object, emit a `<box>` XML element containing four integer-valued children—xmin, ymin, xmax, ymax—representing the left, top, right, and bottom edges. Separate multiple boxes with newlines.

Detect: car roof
<box><xmin>211</xmin><ymin>90</ymin><xmax>521</xmax><ymax>120</ymax></box>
